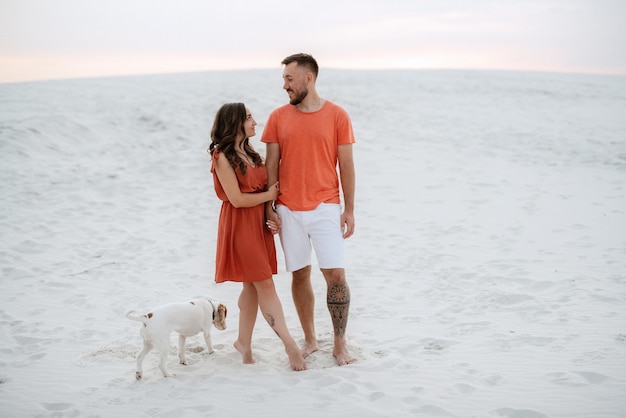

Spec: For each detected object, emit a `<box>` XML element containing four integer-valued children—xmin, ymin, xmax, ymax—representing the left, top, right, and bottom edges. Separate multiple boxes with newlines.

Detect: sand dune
<box><xmin>1</xmin><ymin>70</ymin><xmax>625</xmax><ymax>417</ymax></box>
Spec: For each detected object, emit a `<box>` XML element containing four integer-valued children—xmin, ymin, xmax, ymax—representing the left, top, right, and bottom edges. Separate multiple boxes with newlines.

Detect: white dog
<box><xmin>126</xmin><ymin>298</ymin><xmax>227</xmax><ymax>380</ymax></box>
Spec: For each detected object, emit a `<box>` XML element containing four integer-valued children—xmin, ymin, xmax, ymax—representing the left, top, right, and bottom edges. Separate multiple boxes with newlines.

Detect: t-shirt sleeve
<box><xmin>336</xmin><ymin>107</ymin><xmax>356</xmax><ymax>145</ymax></box>
<box><xmin>261</xmin><ymin>111</ymin><xmax>278</xmax><ymax>144</ymax></box>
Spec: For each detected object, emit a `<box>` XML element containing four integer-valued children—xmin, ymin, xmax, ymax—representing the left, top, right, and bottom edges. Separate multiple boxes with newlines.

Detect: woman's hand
<box><xmin>265</xmin><ymin>219</ymin><xmax>280</xmax><ymax>234</ymax></box>
<box><xmin>267</xmin><ymin>181</ymin><xmax>279</xmax><ymax>201</ymax></box>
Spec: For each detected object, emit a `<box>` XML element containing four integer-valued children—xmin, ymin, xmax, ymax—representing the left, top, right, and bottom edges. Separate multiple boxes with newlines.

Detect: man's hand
<box><xmin>341</xmin><ymin>211</ymin><xmax>355</xmax><ymax>239</ymax></box>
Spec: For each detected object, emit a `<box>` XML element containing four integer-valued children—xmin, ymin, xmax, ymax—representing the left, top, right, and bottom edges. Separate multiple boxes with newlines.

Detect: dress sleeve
<box><xmin>210</xmin><ymin>150</ymin><xmax>220</xmax><ymax>173</ymax></box>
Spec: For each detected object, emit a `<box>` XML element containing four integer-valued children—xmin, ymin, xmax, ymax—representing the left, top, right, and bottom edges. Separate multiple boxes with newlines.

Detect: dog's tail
<box><xmin>125</xmin><ymin>310</ymin><xmax>148</xmax><ymax>324</ymax></box>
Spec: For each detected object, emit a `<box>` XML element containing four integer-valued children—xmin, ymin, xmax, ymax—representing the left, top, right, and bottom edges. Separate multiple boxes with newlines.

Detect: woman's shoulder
<box><xmin>212</xmin><ymin>150</ymin><xmax>231</xmax><ymax>169</ymax></box>
<box><xmin>214</xmin><ymin>150</ymin><xmax>231</xmax><ymax>165</ymax></box>
<box><xmin>213</xmin><ymin>149</ymin><xmax>231</xmax><ymax>162</ymax></box>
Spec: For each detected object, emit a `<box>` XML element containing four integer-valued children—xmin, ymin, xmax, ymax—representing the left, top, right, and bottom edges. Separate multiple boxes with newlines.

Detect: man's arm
<box><xmin>338</xmin><ymin>143</ymin><xmax>355</xmax><ymax>238</ymax></box>
<box><xmin>265</xmin><ymin>143</ymin><xmax>281</xmax><ymax>227</ymax></box>
<box><xmin>266</xmin><ymin>143</ymin><xmax>280</xmax><ymax>186</ymax></box>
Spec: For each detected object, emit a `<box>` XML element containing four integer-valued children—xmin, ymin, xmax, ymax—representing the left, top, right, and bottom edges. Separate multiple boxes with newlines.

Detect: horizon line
<box><xmin>2</xmin><ymin>65</ymin><xmax>625</xmax><ymax>85</ymax></box>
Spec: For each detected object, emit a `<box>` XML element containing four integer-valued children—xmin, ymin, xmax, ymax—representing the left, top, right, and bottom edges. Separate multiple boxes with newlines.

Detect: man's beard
<box><xmin>289</xmin><ymin>88</ymin><xmax>308</xmax><ymax>105</ymax></box>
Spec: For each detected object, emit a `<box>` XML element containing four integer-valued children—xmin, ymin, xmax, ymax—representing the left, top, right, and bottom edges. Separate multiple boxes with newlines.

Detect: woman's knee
<box><xmin>238</xmin><ymin>283</ymin><xmax>257</xmax><ymax>307</ymax></box>
<box><xmin>253</xmin><ymin>278</ymin><xmax>276</xmax><ymax>294</ymax></box>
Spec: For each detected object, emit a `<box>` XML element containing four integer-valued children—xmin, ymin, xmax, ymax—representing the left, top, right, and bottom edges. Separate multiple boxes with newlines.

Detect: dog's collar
<box><xmin>208</xmin><ymin>299</ymin><xmax>216</xmax><ymax>320</ymax></box>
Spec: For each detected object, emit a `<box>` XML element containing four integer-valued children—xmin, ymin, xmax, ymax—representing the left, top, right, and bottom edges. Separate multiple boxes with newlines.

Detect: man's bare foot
<box><xmin>234</xmin><ymin>340</ymin><xmax>254</xmax><ymax>364</ymax></box>
<box><xmin>286</xmin><ymin>346</ymin><xmax>307</xmax><ymax>371</ymax></box>
<box><xmin>333</xmin><ymin>348</ymin><xmax>357</xmax><ymax>366</ymax></box>
<box><xmin>300</xmin><ymin>341</ymin><xmax>320</xmax><ymax>359</ymax></box>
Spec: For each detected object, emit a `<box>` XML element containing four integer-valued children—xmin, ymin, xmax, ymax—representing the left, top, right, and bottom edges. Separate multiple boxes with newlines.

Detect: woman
<box><xmin>209</xmin><ymin>103</ymin><xmax>306</xmax><ymax>371</ymax></box>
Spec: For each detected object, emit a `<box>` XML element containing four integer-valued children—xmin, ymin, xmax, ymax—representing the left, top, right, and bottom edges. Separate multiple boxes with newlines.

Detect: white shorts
<box><xmin>276</xmin><ymin>203</ymin><xmax>345</xmax><ymax>272</ymax></box>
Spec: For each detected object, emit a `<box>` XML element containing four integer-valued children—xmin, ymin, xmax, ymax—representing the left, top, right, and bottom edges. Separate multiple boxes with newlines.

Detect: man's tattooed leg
<box><xmin>327</xmin><ymin>282</ymin><xmax>350</xmax><ymax>338</ymax></box>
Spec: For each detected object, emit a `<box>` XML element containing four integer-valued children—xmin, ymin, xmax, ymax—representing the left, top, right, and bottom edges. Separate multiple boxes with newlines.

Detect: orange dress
<box><xmin>211</xmin><ymin>151</ymin><xmax>277</xmax><ymax>282</ymax></box>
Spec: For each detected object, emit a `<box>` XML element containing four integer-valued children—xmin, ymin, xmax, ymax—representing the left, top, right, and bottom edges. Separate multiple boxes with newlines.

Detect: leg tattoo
<box><xmin>264</xmin><ymin>313</ymin><xmax>280</xmax><ymax>337</ymax></box>
<box><xmin>327</xmin><ymin>283</ymin><xmax>350</xmax><ymax>338</ymax></box>
<box><xmin>264</xmin><ymin>313</ymin><xmax>276</xmax><ymax>327</ymax></box>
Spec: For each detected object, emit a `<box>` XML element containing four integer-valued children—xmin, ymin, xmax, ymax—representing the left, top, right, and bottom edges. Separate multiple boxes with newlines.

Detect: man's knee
<box><xmin>321</xmin><ymin>268</ymin><xmax>346</xmax><ymax>284</ymax></box>
<box><xmin>292</xmin><ymin>265</ymin><xmax>312</xmax><ymax>282</ymax></box>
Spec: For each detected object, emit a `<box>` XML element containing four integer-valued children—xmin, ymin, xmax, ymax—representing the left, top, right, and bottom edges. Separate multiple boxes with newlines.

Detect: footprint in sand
<box><xmin>451</xmin><ymin>382</ymin><xmax>476</xmax><ymax>395</ymax></box>
<box><xmin>422</xmin><ymin>338</ymin><xmax>459</xmax><ymax>351</ymax></box>
<box><xmin>412</xmin><ymin>404</ymin><xmax>455</xmax><ymax>417</ymax></box>
<box><xmin>481</xmin><ymin>374</ymin><xmax>506</xmax><ymax>386</ymax></box>
<box><xmin>369</xmin><ymin>391</ymin><xmax>385</xmax><ymax>401</ymax></box>
<box><xmin>545</xmin><ymin>371</ymin><xmax>609</xmax><ymax>386</ymax></box>
<box><xmin>423</xmin><ymin>341</ymin><xmax>445</xmax><ymax>351</ymax></box>
<box><xmin>41</xmin><ymin>403</ymin><xmax>76</xmax><ymax>413</ymax></box>
<box><xmin>452</xmin><ymin>362</ymin><xmax>506</xmax><ymax>388</ymax></box>
<box><xmin>489</xmin><ymin>407</ymin><xmax>549</xmax><ymax>418</ymax></box>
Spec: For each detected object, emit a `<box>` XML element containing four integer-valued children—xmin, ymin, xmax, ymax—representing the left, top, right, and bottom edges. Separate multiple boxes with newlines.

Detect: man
<box><xmin>262</xmin><ymin>53</ymin><xmax>357</xmax><ymax>366</ymax></box>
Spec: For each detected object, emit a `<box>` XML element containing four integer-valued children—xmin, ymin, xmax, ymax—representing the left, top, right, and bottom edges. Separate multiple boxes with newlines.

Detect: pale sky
<box><xmin>1</xmin><ymin>0</ymin><xmax>625</xmax><ymax>83</ymax></box>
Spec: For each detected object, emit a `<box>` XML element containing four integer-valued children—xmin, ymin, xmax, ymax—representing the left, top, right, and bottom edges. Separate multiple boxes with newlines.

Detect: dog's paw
<box><xmin>208</xmin><ymin>348</ymin><xmax>215</xmax><ymax>354</ymax></box>
<box><xmin>135</xmin><ymin>371</ymin><xmax>142</xmax><ymax>380</ymax></box>
<box><xmin>179</xmin><ymin>359</ymin><xmax>189</xmax><ymax>365</ymax></box>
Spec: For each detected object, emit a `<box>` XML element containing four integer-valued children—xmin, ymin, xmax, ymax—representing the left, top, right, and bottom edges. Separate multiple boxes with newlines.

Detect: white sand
<box><xmin>1</xmin><ymin>70</ymin><xmax>625</xmax><ymax>417</ymax></box>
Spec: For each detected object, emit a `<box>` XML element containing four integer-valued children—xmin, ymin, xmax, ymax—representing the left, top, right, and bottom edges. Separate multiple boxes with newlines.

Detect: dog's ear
<box><xmin>220</xmin><ymin>304</ymin><xmax>227</xmax><ymax>319</ymax></box>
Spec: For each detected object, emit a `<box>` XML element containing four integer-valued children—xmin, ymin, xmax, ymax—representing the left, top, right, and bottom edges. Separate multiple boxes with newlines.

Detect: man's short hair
<box><xmin>282</xmin><ymin>53</ymin><xmax>319</xmax><ymax>79</ymax></box>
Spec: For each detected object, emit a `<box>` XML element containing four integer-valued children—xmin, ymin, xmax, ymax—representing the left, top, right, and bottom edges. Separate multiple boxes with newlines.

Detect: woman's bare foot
<box><xmin>286</xmin><ymin>346</ymin><xmax>307</xmax><ymax>371</ymax></box>
<box><xmin>300</xmin><ymin>341</ymin><xmax>320</xmax><ymax>359</ymax></box>
<box><xmin>234</xmin><ymin>340</ymin><xmax>254</xmax><ymax>364</ymax></box>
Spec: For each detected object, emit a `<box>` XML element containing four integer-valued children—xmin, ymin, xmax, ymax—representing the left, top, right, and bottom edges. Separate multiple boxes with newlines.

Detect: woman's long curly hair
<box><xmin>208</xmin><ymin>102</ymin><xmax>263</xmax><ymax>174</ymax></box>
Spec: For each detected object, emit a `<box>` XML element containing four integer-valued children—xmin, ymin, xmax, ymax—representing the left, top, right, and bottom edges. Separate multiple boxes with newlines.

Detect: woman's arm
<box><xmin>214</xmin><ymin>154</ymin><xmax>278</xmax><ymax>208</ymax></box>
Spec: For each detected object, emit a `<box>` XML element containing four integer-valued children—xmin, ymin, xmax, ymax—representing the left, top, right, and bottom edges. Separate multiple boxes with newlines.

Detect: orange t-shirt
<box><xmin>261</xmin><ymin>101</ymin><xmax>355</xmax><ymax>211</ymax></box>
